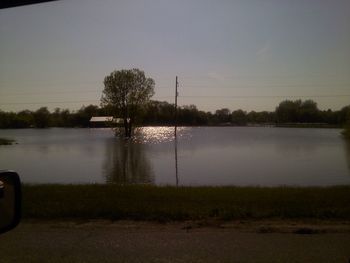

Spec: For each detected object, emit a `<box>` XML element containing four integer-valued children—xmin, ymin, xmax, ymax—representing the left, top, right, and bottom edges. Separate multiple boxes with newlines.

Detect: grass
<box><xmin>342</xmin><ymin>126</ymin><xmax>350</xmax><ymax>139</ymax></box>
<box><xmin>0</xmin><ymin>138</ymin><xmax>15</xmax><ymax>145</ymax></box>
<box><xmin>22</xmin><ymin>185</ymin><xmax>350</xmax><ymax>221</ymax></box>
<box><xmin>276</xmin><ymin>123</ymin><xmax>340</xmax><ymax>128</ymax></box>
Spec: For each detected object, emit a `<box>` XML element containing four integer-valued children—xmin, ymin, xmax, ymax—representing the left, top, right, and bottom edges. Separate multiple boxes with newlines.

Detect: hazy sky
<box><xmin>1</xmin><ymin>0</ymin><xmax>349</xmax><ymax>112</ymax></box>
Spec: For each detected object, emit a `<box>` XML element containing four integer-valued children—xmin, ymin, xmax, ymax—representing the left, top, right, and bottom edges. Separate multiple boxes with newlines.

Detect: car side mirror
<box><xmin>0</xmin><ymin>171</ymin><xmax>21</xmax><ymax>234</ymax></box>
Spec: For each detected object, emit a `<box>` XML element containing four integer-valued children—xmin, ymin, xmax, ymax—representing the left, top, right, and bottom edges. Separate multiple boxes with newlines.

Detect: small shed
<box><xmin>89</xmin><ymin>116</ymin><xmax>120</xmax><ymax>128</ymax></box>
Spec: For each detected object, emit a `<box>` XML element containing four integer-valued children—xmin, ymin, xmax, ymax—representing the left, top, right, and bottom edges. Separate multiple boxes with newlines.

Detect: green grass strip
<box><xmin>22</xmin><ymin>185</ymin><xmax>350</xmax><ymax>221</ymax></box>
<box><xmin>0</xmin><ymin>138</ymin><xmax>15</xmax><ymax>145</ymax></box>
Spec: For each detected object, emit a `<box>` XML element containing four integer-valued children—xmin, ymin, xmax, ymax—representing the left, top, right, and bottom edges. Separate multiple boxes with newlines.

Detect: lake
<box><xmin>0</xmin><ymin>127</ymin><xmax>349</xmax><ymax>186</ymax></box>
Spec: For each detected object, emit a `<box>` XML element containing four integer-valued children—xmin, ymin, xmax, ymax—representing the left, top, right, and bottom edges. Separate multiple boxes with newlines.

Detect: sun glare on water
<box><xmin>133</xmin><ymin>127</ymin><xmax>188</xmax><ymax>144</ymax></box>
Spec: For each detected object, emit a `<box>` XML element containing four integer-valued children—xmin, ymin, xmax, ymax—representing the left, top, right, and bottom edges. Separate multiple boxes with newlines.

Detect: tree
<box><xmin>299</xmin><ymin>100</ymin><xmax>319</xmax><ymax>123</ymax></box>
<box><xmin>74</xmin><ymin>105</ymin><xmax>100</xmax><ymax>127</ymax></box>
<box><xmin>101</xmin><ymin>69</ymin><xmax>155</xmax><ymax>137</ymax></box>
<box><xmin>33</xmin><ymin>107</ymin><xmax>50</xmax><ymax>128</ymax></box>
<box><xmin>275</xmin><ymin>100</ymin><xmax>301</xmax><ymax>123</ymax></box>
<box><xmin>340</xmin><ymin>105</ymin><xmax>350</xmax><ymax>139</ymax></box>
<box><xmin>179</xmin><ymin>105</ymin><xmax>200</xmax><ymax>125</ymax></box>
<box><xmin>339</xmin><ymin>105</ymin><xmax>350</xmax><ymax>126</ymax></box>
<box><xmin>215</xmin><ymin>108</ymin><xmax>231</xmax><ymax>123</ymax></box>
<box><xmin>276</xmin><ymin>99</ymin><xmax>320</xmax><ymax>123</ymax></box>
<box><xmin>16</xmin><ymin>110</ymin><xmax>33</xmax><ymax>128</ymax></box>
<box><xmin>231</xmin><ymin>109</ymin><xmax>247</xmax><ymax>125</ymax></box>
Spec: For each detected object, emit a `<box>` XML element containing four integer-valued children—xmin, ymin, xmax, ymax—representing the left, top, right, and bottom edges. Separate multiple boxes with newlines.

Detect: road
<box><xmin>1</xmin><ymin>220</ymin><xmax>350</xmax><ymax>262</ymax></box>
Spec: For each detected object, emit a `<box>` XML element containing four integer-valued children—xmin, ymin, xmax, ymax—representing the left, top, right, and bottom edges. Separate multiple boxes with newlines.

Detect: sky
<box><xmin>1</xmin><ymin>0</ymin><xmax>350</xmax><ymax>113</ymax></box>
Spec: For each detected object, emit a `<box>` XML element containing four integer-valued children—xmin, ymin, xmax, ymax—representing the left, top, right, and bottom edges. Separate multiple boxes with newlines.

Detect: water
<box><xmin>0</xmin><ymin>127</ymin><xmax>349</xmax><ymax>186</ymax></box>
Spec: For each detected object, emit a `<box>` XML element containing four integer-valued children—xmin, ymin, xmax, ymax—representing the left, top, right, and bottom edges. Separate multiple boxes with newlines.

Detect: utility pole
<box><xmin>174</xmin><ymin>76</ymin><xmax>179</xmax><ymax>186</ymax></box>
<box><xmin>174</xmin><ymin>76</ymin><xmax>178</xmax><ymax>137</ymax></box>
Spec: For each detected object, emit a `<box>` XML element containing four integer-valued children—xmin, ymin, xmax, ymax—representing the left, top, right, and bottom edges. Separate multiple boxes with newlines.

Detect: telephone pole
<box><xmin>174</xmin><ymin>76</ymin><xmax>179</xmax><ymax>186</ymax></box>
<box><xmin>174</xmin><ymin>76</ymin><xmax>179</xmax><ymax>137</ymax></box>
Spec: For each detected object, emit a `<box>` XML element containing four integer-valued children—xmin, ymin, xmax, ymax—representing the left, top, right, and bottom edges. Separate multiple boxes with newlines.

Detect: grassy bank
<box><xmin>342</xmin><ymin>126</ymin><xmax>350</xmax><ymax>139</ymax></box>
<box><xmin>275</xmin><ymin>123</ymin><xmax>340</xmax><ymax>128</ymax></box>
<box><xmin>0</xmin><ymin>138</ymin><xmax>15</xmax><ymax>145</ymax></box>
<box><xmin>22</xmin><ymin>185</ymin><xmax>350</xmax><ymax>221</ymax></box>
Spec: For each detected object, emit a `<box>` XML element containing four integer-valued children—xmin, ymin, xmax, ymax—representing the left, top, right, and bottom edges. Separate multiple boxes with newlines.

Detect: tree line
<box><xmin>0</xmin><ymin>99</ymin><xmax>349</xmax><ymax>129</ymax></box>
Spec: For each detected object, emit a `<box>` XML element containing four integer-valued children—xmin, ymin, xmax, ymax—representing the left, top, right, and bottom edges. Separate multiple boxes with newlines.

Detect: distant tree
<box><xmin>101</xmin><ymin>69</ymin><xmax>155</xmax><ymax>137</ymax></box>
<box><xmin>339</xmin><ymin>105</ymin><xmax>350</xmax><ymax>126</ymax></box>
<box><xmin>215</xmin><ymin>108</ymin><xmax>231</xmax><ymax>123</ymax></box>
<box><xmin>141</xmin><ymin>100</ymin><xmax>175</xmax><ymax>125</ymax></box>
<box><xmin>74</xmin><ymin>105</ymin><xmax>100</xmax><ymax>127</ymax></box>
<box><xmin>33</xmin><ymin>107</ymin><xmax>50</xmax><ymax>128</ymax></box>
<box><xmin>16</xmin><ymin>110</ymin><xmax>33</xmax><ymax>128</ymax></box>
<box><xmin>231</xmin><ymin>110</ymin><xmax>247</xmax><ymax>125</ymax></box>
<box><xmin>275</xmin><ymin>100</ymin><xmax>301</xmax><ymax>123</ymax></box>
<box><xmin>320</xmin><ymin>109</ymin><xmax>337</xmax><ymax>125</ymax></box>
<box><xmin>196</xmin><ymin>110</ymin><xmax>209</xmax><ymax>125</ymax></box>
<box><xmin>340</xmin><ymin>105</ymin><xmax>350</xmax><ymax>139</ymax></box>
<box><xmin>179</xmin><ymin>105</ymin><xmax>200</xmax><ymax>125</ymax></box>
<box><xmin>51</xmin><ymin>108</ymin><xmax>62</xmax><ymax>127</ymax></box>
<box><xmin>247</xmin><ymin>111</ymin><xmax>275</xmax><ymax>124</ymax></box>
<box><xmin>275</xmin><ymin>99</ymin><xmax>324</xmax><ymax>123</ymax></box>
<box><xmin>299</xmin><ymin>100</ymin><xmax>320</xmax><ymax>122</ymax></box>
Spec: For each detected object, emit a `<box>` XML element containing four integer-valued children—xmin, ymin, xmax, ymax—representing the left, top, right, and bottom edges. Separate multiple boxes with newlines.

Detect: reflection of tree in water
<box><xmin>103</xmin><ymin>138</ymin><xmax>154</xmax><ymax>184</ymax></box>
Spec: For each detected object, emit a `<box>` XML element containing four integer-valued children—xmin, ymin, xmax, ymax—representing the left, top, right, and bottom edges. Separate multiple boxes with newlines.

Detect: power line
<box><xmin>1</xmin><ymin>94</ymin><xmax>349</xmax><ymax>106</ymax></box>
<box><xmin>0</xmin><ymin>91</ymin><xmax>102</xmax><ymax>97</ymax></box>
<box><xmin>0</xmin><ymin>86</ymin><xmax>172</xmax><ymax>97</ymax></box>
<box><xmin>0</xmin><ymin>100</ymin><xmax>100</xmax><ymax>105</ymax></box>
<box><xmin>180</xmin><ymin>74</ymin><xmax>350</xmax><ymax>80</ymax></box>
<box><xmin>182</xmin><ymin>84</ymin><xmax>350</xmax><ymax>88</ymax></box>
<box><xmin>180</xmin><ymin>95</ymin><xmax>350</xmax><ymax>99</ymax></box>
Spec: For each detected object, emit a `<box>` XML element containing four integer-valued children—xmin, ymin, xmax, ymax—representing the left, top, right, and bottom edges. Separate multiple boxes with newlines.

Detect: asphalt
<box><xmin>1</xmin><ymin>220</ymin><xmax>350</xmax><ymax>263</ymax></box>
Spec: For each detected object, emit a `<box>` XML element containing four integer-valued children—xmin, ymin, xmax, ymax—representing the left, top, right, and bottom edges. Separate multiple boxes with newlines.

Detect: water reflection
<box><xmin>174</xmin><ymin>131</ymin><xmax>179</xmax><ymax>186</ymax></box>
<box><xmin>1</xmin><ymin>127</ymin><xmax>349</xmax><ymax>186</ymax></box>
<box><xmin>133</xmin><ymin>127</ymin><xmax>188</xmax><ymax>144</ymax></box>
<box><xmin>103</xmin><ymin>138</ymin><xmax>154</xmax><ymax>184</ymax></box>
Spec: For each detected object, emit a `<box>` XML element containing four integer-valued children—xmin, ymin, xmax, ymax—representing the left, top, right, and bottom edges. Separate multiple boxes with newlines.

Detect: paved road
<box><xmin>1</xmin><ymin>220</ymin><xmax>350</xmax><ymax>263</ymax></box>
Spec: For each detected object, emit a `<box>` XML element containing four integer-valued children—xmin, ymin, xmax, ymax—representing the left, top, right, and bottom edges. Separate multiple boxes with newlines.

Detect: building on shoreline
<box><xmin>89</xmin><ymin>116</ymin><xmax>125</xmax><ymax>128</ymax></box>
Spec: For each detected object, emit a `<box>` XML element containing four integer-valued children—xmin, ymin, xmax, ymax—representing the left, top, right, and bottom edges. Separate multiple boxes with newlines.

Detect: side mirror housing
<box><xmin>0</xmin><ymin>171</ymin><xmax>21</xmax><ymax>234</ymax></box>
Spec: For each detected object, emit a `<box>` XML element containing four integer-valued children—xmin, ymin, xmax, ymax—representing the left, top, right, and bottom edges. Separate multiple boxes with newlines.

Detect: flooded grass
<box><xmin>0</xmin><ymin>138</ymin><xmax>15</xmax><ymax>145</ymax></box>
<box><xmin>22</xmin><ymin>185</ymin><xmax>350</xmax><ymax>221</ymax></box>
<box><xmin>342</xmin><ymin>126</ymin><xmax>350</xmax><ymax>139</ymax></box>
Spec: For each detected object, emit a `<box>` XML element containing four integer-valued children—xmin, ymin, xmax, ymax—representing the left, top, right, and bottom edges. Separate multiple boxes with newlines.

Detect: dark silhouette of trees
<box><xmin>16</xmin><ymin>110</ymin><xmax>33</xmax><ymax>128</ymax></box>
<box><xmin>0</xmin><ymin>105</ymin><xmax>105</xmax><ymax>129</ymax></box>
<box><xmin>247</xmin><ymin>111</ymin><xmax>275</xmax><ymax>124</ymax></box>
<box><xmin>339</xmin><ymin>106</ymin><xmax>350</xmax><ymax>125</ymax></box>
<box><xmin>0</xmin><ymin>110</ymin><xmax>31</xmax><ymax>128</ymax></box>
<box><xmin>215</xmin><ymin>108</ymin><xmax>231</xmax><ymax>123</ymax></box>
<box><xmin>101</xmin><ymin>69</ymin><xmax>155</xmax><ymax>137</ymax></box>
<box><xmin>341</xmin><ymin>106</ymin><xmax>350</xmax><ymax>139</ymax></box>
<box><xmin>299</xmin><ymin>100</ymin><xmax>320</xmax><ymax>122</ymax></box>
<box><xmin>142</xmin><ymin>101</ymin><xmax>175</xmax><ymax>125</ymax></box>
<box><xmin>74</xmin><ymin>105</ymin><xmax>100</xmax><ymax>127</ymax></box>
<box><xmin>231</xmin><ymin>110</ymin><xmax>247</xmax><ymax>125</ymax></box>
<box><xmin>276</xmin><ymin>100</ymin><xmax>321</xmax><ymax>123</ymax></box>
<box><xmin>33</xmin><ymin>107</ymin><xmax>50</xmax><ymax>128</ymax></box>
<box><xmin>276</xmin><ymin>100</ymin><xmax>301</xmax><ymax>123</ymax></box>
<box><xmin>0</xmin><ymin>100</ymin><xmax>349</xmax><ymax>129</ymax></box>
<box><xmin>178</xmin><ymin>105</ymin><xmax>205</xmax><ymax>125</ymax></box>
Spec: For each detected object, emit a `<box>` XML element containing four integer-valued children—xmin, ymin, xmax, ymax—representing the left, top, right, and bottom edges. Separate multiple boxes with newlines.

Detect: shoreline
<box><xmin>0</xmin><ymin>124</ymin><xmax>344</xmax><ymax>129</ymax></box>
